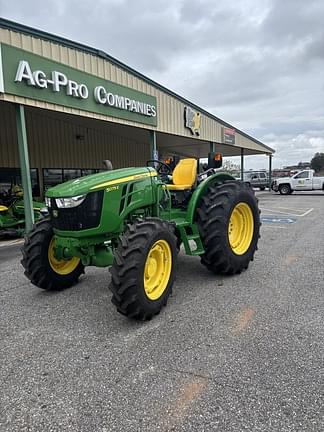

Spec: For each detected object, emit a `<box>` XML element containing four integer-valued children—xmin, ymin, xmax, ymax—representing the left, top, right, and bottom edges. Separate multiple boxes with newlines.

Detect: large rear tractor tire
<box><xmin>196</xmin><ymin>181</ymin><xmax>260</xmax><ymax>275</ymax></box>
<box><xmin>21</xmin><ymin>219</ymin><xmax>84</xmax><ymax>290</ymax></box>
<box><xmin>109</xmin><ymin>218</ymin><xmax>178</xmax><ymax>320</ymax></box>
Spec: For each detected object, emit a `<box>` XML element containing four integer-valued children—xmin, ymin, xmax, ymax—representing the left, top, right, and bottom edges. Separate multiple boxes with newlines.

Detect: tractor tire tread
<box><xmin>21</xmin><ymin>219</ymin><xmax>84</xmax><ymax>290</ymax></box>
<box><xmin>196</xmin><ymin>181</ymin><xmax>260</xmax><ymax>275</ymax></box>
<box><xmin>109</xmin><ymin>217</ymin><xmax>177</xmax><ymax>320</ymax></box>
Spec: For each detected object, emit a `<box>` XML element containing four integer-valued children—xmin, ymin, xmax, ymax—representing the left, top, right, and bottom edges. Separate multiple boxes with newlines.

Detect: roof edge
<box><xmin>0</xmin><ymin>17</ymin><xmax>274</xmax><ymax>154</ymax></box>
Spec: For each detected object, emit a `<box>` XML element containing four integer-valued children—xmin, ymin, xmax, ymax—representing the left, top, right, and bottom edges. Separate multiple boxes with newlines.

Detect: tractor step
<box><xmin>177</xmin><ymin>224</ymin><xmax>204</xmax><ymax>256</ymax></box>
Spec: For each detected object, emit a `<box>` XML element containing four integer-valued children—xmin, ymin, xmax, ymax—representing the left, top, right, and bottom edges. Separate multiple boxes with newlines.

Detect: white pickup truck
<box><xmin>272</xmin><ymin>169</ymin><xmax>324</xmax><ymax>194</ymax></box>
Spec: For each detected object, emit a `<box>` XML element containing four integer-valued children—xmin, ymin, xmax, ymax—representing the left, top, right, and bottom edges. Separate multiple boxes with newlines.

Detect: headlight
<box><xmin>55</xmin><ymin>195</ymin><xmax>86</xmax><ymax>208</ymax></box>
<box><xmin>45</xmin><ymin>197</ymin><xmax>51</xmax><ymax>207</ymax></box>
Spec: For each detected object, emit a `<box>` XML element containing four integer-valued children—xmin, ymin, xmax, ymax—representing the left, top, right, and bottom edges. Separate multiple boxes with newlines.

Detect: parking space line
<box><xmin>298</xmin><ymin>208</ymin><xmax>314</xmax><ymax>217</ymax></box>
<box><xmin>260</xmin><ymin>207</ymin><xmax>313</xmax><ymax>217</ymax></box>
<box><xmin>261</xmin><ymin>225</ymin><xmax>287</xmax><ymax>229</ymax></box>
<box><xmin>275</xmin><ymin>207</ymin><xmax>314</xmax><ymax>217</ymax></box>
<box><xmin>276</xmin><ymin>206</ymin><xmax>308</xmax><ymax>211</ymax></box>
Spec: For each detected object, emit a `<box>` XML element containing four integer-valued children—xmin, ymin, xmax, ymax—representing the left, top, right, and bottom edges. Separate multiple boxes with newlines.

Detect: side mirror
<box><xmin>208</xmin><ymin>153</ymin><xmax>222</xmax><ymax>169</ymax></box>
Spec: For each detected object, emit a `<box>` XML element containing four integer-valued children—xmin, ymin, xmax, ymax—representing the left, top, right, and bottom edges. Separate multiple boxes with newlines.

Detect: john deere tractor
<box><xmin>21</xmin><ymin>154</ymin><xmax>260</xmax><ymax>320</ymax></box>
<box><xmin>0</xmin><ymin>186</ymin><xmax>44</xmax><ymax>237</ymax></box>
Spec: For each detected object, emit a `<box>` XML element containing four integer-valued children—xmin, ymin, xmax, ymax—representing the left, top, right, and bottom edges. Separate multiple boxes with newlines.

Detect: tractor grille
<box><xmin>49</xmin><ymin>190</ymin><xmax>103</xmax><ymax>231</ymax></box>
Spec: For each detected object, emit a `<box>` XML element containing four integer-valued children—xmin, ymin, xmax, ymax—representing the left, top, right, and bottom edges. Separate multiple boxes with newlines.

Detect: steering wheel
<box><xmin>146</xmin><ymin>159</ymin><xmax>172</xmax><ymax>176</ymax></box>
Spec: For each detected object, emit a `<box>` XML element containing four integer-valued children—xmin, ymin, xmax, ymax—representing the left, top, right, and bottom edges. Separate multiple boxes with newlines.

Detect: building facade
<box><xmin>0</xmin><ymin>18</ymin><xmax>274</xmax><ymax>201</ymax></box>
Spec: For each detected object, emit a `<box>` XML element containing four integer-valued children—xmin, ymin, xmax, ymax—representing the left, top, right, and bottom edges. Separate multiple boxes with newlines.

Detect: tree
<box><xmin>311</xmin><ymin>153</ymin><xmax>324</xmax><ymax>172</ymax></box>
<box><xmin>199</xmin><ymin>158</ymin><xmax>241</xmax><ymax>176</ymax></box>
<box><xmin>222</xmin><ymin>159</ymin><xmax>241</xmax><ymax>175</ymax></box>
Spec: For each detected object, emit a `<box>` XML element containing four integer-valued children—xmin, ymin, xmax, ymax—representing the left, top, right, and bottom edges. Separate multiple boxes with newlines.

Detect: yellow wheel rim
<box><xmin>144</xmin><ymin>240</ymin><xmax>172</xmax><ymax>300</ymax></box>
<box><xmin>228</xmin><ymin>202</ymin><xmax>254</xmax><ymax>255</ymax></box>
<box><xmin>48</xmin><ymin>238</ymin><xmax>80</xmax><ymax>275</ymax></box>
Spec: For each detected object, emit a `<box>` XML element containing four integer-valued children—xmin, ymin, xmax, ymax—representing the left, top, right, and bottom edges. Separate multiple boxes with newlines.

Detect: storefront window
<box><xmin>63</xmin><ymin>169</ymin><xmax>81</xmax><ymax>182</ymax></box>
<box><xmin>81</xmin><ymin>169</ymin><xmax>97</xmax><ymax>176</ymax></box>
<box><xmin>43</xmin><ymin>169</ymin><xmax>63</xmax><ymax>190</ymax></box>
<box><xmin>0</xmin><ymin>167</ymin><xmax>105</xmax><ymax>198</ymax></box>
<box><xmin>0</xmin><ymin>167</ymin><xmax>40</xmax><ymax>199</ymax></box>
<box><xmin>43</xmin><ymin>168</ymin><xmax>102</xmax><ymax>191</ymax></box>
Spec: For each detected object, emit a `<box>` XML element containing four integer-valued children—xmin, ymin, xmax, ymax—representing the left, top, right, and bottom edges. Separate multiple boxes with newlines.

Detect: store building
<box><xmin>0</xmin><ymin>18</ymin><xmax>274</xmax><ymax>227</ymax></box>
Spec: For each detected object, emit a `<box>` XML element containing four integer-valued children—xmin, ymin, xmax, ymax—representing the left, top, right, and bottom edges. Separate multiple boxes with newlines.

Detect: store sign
<box><xmin>0</xmin><ymin>44</ymin><xmax>157</xmax><ymax>126</ymax></box>
<box><xmin>223</xmin><ymin>127</ymin><xmax>235</xmax><ymax>145</ymax></box>
<box><xmin>184</xmin><ymin>106</ymin><xmax>201</xmax><ymax>136</ymax></box>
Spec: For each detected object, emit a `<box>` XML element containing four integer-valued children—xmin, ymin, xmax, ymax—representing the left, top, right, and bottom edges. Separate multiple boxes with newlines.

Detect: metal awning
<box><xmin>156</xmin><ymin>131</ymin><xmax>273</xmax><ymax>159</ymax></box>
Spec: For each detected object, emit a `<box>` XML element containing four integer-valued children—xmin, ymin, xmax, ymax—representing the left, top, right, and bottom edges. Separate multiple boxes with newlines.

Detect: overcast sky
<box><xmin>1</xmin><ymin>0</ymin><xmax>323</xmax><ymax>169</ymax></box>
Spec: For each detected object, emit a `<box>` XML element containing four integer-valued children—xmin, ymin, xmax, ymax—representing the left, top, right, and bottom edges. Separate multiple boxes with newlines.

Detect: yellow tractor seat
<box><xmin>166</xmin><ymin>158</ymin><xmax>197</xmax><ymax>191</ymax></box>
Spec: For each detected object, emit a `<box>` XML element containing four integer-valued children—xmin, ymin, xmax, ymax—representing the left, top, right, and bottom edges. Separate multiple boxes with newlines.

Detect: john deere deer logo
<box><xmin>184</xmin><ymin>106</ymin><xmax>201</xmax><ymax>136</ymax></box>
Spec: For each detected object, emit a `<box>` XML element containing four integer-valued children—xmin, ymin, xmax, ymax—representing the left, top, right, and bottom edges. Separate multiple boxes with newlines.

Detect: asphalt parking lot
<box><xmin>0</xmin><ymin>191</ymin><xmax>323</xmax><ymax>432</ymax></box>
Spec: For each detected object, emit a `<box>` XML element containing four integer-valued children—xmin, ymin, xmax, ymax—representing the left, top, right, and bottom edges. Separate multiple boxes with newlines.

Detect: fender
<box><xmin>186</xmin><ymin>172</ymin><xmax>235</xmax><ymax>224</ymax></box>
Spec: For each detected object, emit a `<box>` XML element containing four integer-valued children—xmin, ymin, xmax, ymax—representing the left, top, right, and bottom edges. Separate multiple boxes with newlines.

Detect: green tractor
<box><xmin>21</xmin><ymin>154</ymin><xmax>260</xmax><ymax>320</ymax></box>
<box><xmin>0</xmin><ymin>186</ymin><xmax>44</xmax><ymax>237</ymax></box>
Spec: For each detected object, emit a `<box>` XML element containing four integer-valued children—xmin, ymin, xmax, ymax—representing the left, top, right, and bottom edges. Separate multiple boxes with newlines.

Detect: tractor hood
<box><xmin>46</xmin><ymin>167</ymin><xmax>156</xmax><ymax>198</ymax></box>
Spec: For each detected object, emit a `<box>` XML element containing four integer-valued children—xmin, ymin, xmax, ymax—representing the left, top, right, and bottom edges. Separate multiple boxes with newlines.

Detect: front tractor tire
<box><xmin>196</xmin><ymin>181</ymin><xmax>260</xmax><ymax>275</ymax></box>
<box><xmin>21</xmin><ymin>219</ymin><xmax>84</xmax><ymax>290</ymax></box>
<box><xmin>109</xmin><ymin>218</ymin><xmax>178</xmax><ymax>320</ymax></box>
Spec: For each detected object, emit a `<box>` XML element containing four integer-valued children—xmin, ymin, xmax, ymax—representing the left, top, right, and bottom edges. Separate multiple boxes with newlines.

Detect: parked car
<box><xmin>272</xmin><ymin>169</ymin><xmax>324</xmax><ymax>194</ymax></box>
<box><xmin>240</xmin><ymin>171</ymin><xmax>269</xmax><ymax>190</ymax></box>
